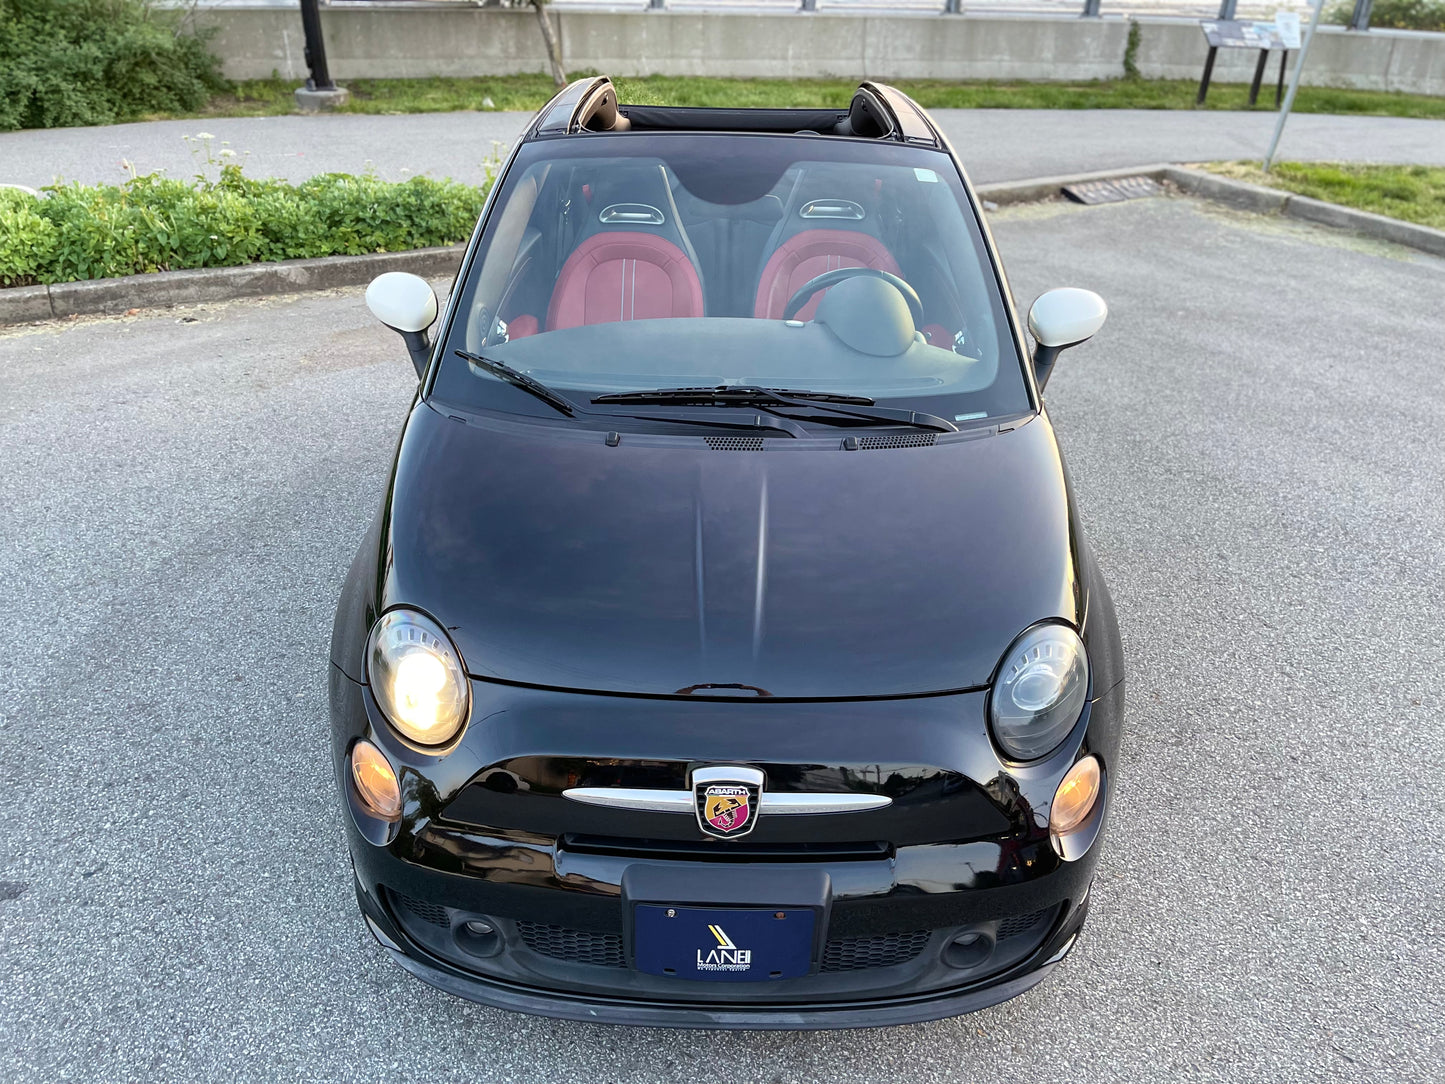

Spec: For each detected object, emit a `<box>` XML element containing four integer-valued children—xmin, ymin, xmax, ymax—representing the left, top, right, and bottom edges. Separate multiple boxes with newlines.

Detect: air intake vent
<box><xmin>392</xmin><ymin>892</ymin><xmax>449</xmax><ymax>928</ymax></box>
<box><xmin>996</xmin><ymin>907</ymin><xmax>1052</xmax><ymax>940</ymax></box>
<box><xmin>858</xmin><ymin>433</ymin><xmax>936</xmax><ymax>450</ymax></box>
<box><xmin>821</xmin><ymin>930</ymin><xmax>931</xmax><ymax>972</ymax></box>
<box><xmin>517</xmin><ymin>921</ymin><xmax>627</xmax><ymax>968</ymax></box>
<box><xmin>705</xmin><ymin>435</ymin><xmax>766</xmax><ymax>451</ymax></box>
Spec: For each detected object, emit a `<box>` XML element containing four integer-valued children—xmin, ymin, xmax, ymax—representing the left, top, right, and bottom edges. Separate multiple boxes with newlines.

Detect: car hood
<box><xmin>379</xmin><ymin>404</ymin><xmax>1080</xmax><ymax>699</ymax></box>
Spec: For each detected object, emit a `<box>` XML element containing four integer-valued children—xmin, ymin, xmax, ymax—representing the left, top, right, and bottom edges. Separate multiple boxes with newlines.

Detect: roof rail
<box><xmin>848</xmin><ymin>83</ymin><xmax>940</xmax><ymax>146</ymax></box>
<box><xmin>531</xmin><ymin>76</ymin><xmax>938</xmax><ymax>146</ymax></box>
<box><xmin>533</xmin><ymin>77</ymin><xmax>631</xmax><ymax>137</ymax></box>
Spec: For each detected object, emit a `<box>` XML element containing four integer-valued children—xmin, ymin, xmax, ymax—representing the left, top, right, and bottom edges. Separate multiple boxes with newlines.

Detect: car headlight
<box><xmin>365</xmin><ymin>609</ymin><xmax>469</xmax><ymax>745</ymax></box>
<box><xmin>988</xmin><ymin>622</ymin><xmax>1089</xmax><ymax>761</ymax></box>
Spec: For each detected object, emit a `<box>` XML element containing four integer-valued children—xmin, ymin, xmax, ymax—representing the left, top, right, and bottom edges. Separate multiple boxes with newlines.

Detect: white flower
<box><xmin>219</xmin><ymin>149</ymin><xmax>236</xmax><ymax>158</ymax></box>
<box><xmin>195</xmin><ymin>132</ymin><xmax>215</xmax><ymax>140</ymax></box>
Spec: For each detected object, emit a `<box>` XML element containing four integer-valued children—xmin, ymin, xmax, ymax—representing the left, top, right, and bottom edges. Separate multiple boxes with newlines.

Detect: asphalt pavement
<box><xmin>4</xmin><ymin>108</ymin><xmax>1445</xmax><ymax>189</ymax></box>
<box><xmin>1</xmin><ymin>195</ymin><xmax>1441</xmax><ymax>1082</ymax></box>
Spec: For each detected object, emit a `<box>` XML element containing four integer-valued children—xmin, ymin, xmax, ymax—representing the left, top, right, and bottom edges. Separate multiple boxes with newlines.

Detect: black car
<box><xmin>330</xmin><ymin>78</ymin><xmax>1123</xmax><ymax>1029</ymax></box>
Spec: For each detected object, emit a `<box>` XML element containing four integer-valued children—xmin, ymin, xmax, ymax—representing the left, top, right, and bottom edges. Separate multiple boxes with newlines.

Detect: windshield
<box><xmin>431</xmin><ymin>134</ymin><xmax>1030</xmax><ymax>427</ymax></box>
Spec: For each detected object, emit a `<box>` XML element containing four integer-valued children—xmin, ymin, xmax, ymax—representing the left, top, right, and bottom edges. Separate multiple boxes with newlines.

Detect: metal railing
<box><xmin>347</xmin><ymin>0</ymin><xmax>1361</xmax><ymax>32</ymax></box>
<box><xmin>547</xmin><ymin>1</ymin><xmax>1333</xmax><ymax>25</ymax></box>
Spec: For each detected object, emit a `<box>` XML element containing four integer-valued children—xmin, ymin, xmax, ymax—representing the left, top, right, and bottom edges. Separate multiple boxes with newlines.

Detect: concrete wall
<box><xmin>194</xmin><ymin>5</ymin><xmax>1445</xmax><ymax>97</ymax></box>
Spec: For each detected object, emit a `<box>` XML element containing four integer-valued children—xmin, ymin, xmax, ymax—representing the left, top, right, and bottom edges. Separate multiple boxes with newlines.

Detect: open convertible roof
<box><xmin>527</xmin><ymin>77</ymin><xmax>944</xmax><ymax>148</ymax></box>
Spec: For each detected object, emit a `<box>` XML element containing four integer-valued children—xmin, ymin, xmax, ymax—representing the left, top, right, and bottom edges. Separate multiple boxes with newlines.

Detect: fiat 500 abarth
<box><xmin>329</xmin><ymin>79</ymin><xmax>1124</xmax><ymax>1029</ymax></box>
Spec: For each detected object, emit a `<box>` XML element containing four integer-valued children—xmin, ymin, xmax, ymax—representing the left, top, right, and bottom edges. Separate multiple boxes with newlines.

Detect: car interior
<box><xmin>467</xmin><ymin>155</ymin><xmax>993</xmax><ymax>365</ymax></box>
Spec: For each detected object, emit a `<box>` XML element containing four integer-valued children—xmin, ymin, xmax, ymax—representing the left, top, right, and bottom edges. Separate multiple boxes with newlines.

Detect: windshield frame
<box><xmin>421</xmin><ymin>129</ymin><xmax>1037</xmax><ymax>426</ymax></box>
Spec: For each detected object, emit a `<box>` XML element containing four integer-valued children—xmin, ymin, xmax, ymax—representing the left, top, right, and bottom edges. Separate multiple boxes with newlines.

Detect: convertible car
<box><xmin>329</xmin><ymin>77</ymin><xmax>1124</xmax><ymax>1028</ymax></box>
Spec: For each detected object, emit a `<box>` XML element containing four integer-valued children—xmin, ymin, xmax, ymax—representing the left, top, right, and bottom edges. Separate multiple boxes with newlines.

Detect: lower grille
<box><xmin>393</xmin><ymin>892</ymin><xmax>449</xmax><ymax>928</ymax></box>
<box><xmin>821</xmin><ymin>930</ymin><xmax>931</xmax><ymax>972</ymax></box>
<box><xmin>997</xmin><ymin>907</ymin><xmax>1051</xmax><ymax>940</ymax></box>
<box><xmin>517</xmin><ymin>921</ymin><xmax>626</xmax><ymax>969</ymax></box>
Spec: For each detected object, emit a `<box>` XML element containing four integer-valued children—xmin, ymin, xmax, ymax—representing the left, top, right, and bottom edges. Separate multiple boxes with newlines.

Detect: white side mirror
<box><xmin>366</xmin><ymin>272</ymin><xmax>439</xmax><ymax>376</ymax></box>
<box><xmin>1026</xmin><ymin>287</ymin><xmax>1107</xmax><ymax>390</ymax></box>
<box><xmin>366</xmin><ymin>272</ymin><xmax>438</xmax><ymax>333</ymax></box>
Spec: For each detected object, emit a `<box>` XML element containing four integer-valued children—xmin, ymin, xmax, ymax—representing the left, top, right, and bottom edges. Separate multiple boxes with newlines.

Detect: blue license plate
<box><xmin>633</xmin><ymin>904</ymin><xmax>816</xmax><ymax>981</ymax></box>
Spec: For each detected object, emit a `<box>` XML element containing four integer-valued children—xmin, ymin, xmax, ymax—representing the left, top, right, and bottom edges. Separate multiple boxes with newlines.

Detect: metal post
<box><xmin>1348</xmin><ymin>0</ymin><xmax>1373</xmax><ymax>29</ymax></box>
<box><xmin>649</xmin><ymin>0</ymin><xmax>666</xmax><ymax>9</ymax></box>
<box><xmin>1216</xmin><ymin>0</ymin><xmax>1237</xmax><ymax>18</ymax></box>
<box><xmin>944</xmin><ymin>0</ymin><xmax>963</xmax><ymax>13</ymax></box>
<box><xmin>1081</xmin><ymin>0</ymin><xmax>1101</xmax><ymax>16</ymax></box>
<box><xmin>1196</xmin><ymin>47</ymin><xmax>1218</xmax><ymax>105</ymax></box>
<box><xmin>298</xmin><ymin>0</ymin><xmax>334</xmax><ymax>91</ymax></box>
<box><xmin>1247</xmin><ymin>49</ymin><xmax>1268</xmax><ymax>106</ymax></box>
<box><xmin>294</xmin><ymin>0</ymin><xmax>349</xmax><ymax>111</ymax></box>
<box><xmin>1263</xmin><ymin>0</ymin><xmax>1326</xmax><ymax>171</ymax></box>
<box><xmin>801</xmin><ymin>0</ymin><xmax>818</xmax><ymax>11</ymax></box>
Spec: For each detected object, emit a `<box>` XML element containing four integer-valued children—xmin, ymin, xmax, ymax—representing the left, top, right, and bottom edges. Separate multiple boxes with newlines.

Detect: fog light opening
<box><xmin>351</xmin><ymin>740</ymin><xmax>401</xmax><ymax>820</ymax></box>
<box><xmin>944</xmin><ymin>930</ymin><xmax>996</xmax><ymax>970</ymax></box>
<box><xmin>1049</xmin><ymin>755</ymin><xmax>1101</xmax><ymax>855</ymax></box>
<box><xmin>455</xmin><ymin>915</ymin><xmax>502</xmax><ymax>958</ymax></box>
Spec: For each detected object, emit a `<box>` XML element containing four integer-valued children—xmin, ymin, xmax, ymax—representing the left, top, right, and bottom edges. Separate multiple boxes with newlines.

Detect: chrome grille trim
<box><xmin>562</xmin><ymin>788</ymin><xmax>891</xmax><ymax>815</ymax></box>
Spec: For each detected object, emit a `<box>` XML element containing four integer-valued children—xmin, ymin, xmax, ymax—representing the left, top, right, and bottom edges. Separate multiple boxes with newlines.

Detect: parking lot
<box><xmin>1</xmin><ymin>194</ymin><xmax>1441</xmax><ymax>1082</ymax></box>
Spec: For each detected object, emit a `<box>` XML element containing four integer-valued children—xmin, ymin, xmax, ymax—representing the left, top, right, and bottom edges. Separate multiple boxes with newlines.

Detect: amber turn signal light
<box><xmin>352</xmin><ymin>740</ymin><xmax>402</xmax><ymax>819</ymax></box>
<box><xmin>1050</xmin><ymin>755</ymin><xmax>1101</xmax><ymax>838</ymax></box>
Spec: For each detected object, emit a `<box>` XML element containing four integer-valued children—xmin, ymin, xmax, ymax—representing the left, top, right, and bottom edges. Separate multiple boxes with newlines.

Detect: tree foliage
<box><xmin>0</xmin><ymin>0</ymin><xmax>227</xmax><ymax>131</ymax></box>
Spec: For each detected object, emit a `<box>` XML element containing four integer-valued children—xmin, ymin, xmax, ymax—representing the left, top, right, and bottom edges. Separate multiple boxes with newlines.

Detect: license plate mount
<box><xmin>633</xmin><ymin>904</ymin><xmax>816</xmax><ymax>981</ymax></box>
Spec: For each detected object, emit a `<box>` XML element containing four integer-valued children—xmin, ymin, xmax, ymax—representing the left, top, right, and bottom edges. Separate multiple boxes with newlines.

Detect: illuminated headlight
<box><xmin>988</xmin><ymin>622</ymin><xmax>1089</xmax><ymax>761</ymax></box>
<box><xmin>366</xmin><ymin>609</ymin><xmax>469</xmax><ymax>745</ymax></box>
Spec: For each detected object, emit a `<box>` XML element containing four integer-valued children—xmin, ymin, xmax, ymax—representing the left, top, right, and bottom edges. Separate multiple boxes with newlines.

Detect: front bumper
<box><xmin>357</xmin><ymin>873</ymin><xmax>1090</xmax><ymax>1028</ymax></box>
<box><xmin>331</xmin><ymin>668</ymin><xmax>1121</xmax><ymax>1028</ymax></box>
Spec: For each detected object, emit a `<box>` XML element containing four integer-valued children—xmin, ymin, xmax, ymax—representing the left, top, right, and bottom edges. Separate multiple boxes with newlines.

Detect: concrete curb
<box><xmin>2</xmin><ymin>245</ymin><xmax>464</xmax><ymax>326</ymax></box>
<box><xmin>975</xmin><ymin>164</ymin><xmax>1174</xmax><ymax>207</ymax></box>
<box><xmin>4</xmin><ymin>166</ymin><xmax>1442</xmax><ymax>327</ymax></box>
<box><xmin>979</xmin><ymin>165</ymin><xmax>1445</xmax><ymax>259</ymax></box>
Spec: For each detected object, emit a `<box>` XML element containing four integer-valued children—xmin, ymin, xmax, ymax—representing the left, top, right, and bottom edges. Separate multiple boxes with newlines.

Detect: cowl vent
<box><xmin>705</xmin><ymin>435</ymin><xmax>766</xmax><ymax>451</ymax></box>
<box><xmin>858</xmin><ymin>433</ymin><xmax>936</xmax><ymax>450</ymax></box>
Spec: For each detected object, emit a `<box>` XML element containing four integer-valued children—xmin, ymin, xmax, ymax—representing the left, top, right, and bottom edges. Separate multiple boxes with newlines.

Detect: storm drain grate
<box><xmin>821</xmin><ymin>930</ymin><xmax>932</xmax><ymax>972</ymax></box>
<box><xmin>1062</xmin><ymin>176</ymin><xmax>1164</xmax><ymax>205</ymax></box>
<box><xmin>516</xmin><ymin>921</ymin><xmax>627</xmax><ymax>968</ymax></box>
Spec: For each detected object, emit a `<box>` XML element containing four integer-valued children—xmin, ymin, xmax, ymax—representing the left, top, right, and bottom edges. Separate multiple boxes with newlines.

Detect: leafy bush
<box><xmin>1325</xmin><ymin>0</ymin><xmax>1445</xmax><ymax>31</ymax></box>
<box><xmin>0</xmin><ymin>166</ymin><xmax>492</xmax><ymax>287</ymax></box>
<box><xmin>0</xmin><ymin>0</ymin><xmax>226</xmax><ymax>131</ymax></box>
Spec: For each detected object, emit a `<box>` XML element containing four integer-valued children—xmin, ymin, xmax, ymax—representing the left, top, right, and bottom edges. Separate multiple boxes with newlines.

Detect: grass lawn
<box><xmin>1208</xmin><ymin>162</ymin><xmax>1445</xmax><ymax>229</ymax></box>
<box><xmin>186</xmin><ymin>73</ymin><xmax>1445</xmax><ymax>122</ymax></box>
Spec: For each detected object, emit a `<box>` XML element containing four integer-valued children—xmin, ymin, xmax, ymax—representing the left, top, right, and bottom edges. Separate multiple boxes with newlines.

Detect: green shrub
<box><xmin>1325</xmin><ymin>0</ymin><xmax>1445</xmax><ymax>31</ymax></box>
<box><xmin>0</xmin><ymin>165</ymin><xmax>492</xmax><ymax>287</ymax></box>
<box><xmin>0</xmin><ymin>0</ymin><xmax>226</xmax><ymax>131</ymax></box>
<box><xmin>0</xmin><ymin>190</ymin><xmax>58</xmax><ymax>285</ymax></box>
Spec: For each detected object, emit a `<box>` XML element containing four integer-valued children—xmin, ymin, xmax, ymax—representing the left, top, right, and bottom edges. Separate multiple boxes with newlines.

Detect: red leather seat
<box><xmin>546</xmin><ymin>232</ymin><xmax>704</xmax><ymax>331</ymax></box>
<box><xmin>753</xmin><ymin>229</ymin><xmax>901</xmax><ymax>321</ymax></box>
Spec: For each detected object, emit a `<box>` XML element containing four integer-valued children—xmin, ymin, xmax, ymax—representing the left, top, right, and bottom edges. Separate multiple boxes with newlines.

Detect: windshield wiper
<box><xmin>454</xmin><ymin>355</ymin><xmax>801</xmax><ymax>436</ymax></box>
<box><xmin>592</xmin><ymin>385</ymin><xmax>957</xmax><ymax>433</ymax></box>
<box><xmin>454</xmin><ymin>350</ymin><xmax>575</xmax><ymax>417</ymax></box>
<box><xmin>594</xmin><ymin>386</ymin><xmax>876</xmax><ymax>406</ymax></box>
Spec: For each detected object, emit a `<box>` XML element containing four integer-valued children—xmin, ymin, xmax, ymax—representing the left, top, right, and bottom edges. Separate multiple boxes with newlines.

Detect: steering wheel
<box><xmin>782</xmin><ymin>267</ymin><xmax>925</xmax><ymax>327</ymax></box>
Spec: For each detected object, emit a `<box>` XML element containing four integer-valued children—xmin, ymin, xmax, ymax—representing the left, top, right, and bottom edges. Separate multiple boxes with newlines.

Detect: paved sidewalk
<box><xmin>4</xmin><ymin>109</ymin><xmax>1445</xmax><ymax>189</ymax></box>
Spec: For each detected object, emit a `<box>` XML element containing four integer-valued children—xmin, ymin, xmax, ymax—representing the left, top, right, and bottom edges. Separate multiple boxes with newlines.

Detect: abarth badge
<box><xmin>692</xmin><ymin>766</ymin><xmax>764</xmax><ymax>839</ymax></box>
